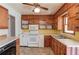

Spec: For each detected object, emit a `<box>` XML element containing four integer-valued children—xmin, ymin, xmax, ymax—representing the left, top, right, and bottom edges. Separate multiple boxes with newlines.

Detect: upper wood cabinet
<box><xmin>0</xmin><ymin>5</ymin><xmax>8</xmax><ymax>29</ymax></box>
<box><xmin>21</xmin><ymin>15</ymin><xmax>54</xmax><ymax>24</ymax></box>
<box><xmin>21</xmin><ymin>15</ymin><xmax>57</xmax><ymax>29</ymax></box>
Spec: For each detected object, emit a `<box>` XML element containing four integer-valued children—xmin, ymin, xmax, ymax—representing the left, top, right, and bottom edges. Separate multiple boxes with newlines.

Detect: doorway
<box><xmin>9</xmin><ymin>15</ymin><xmax>15</xmax><ymax>36</ymax></box>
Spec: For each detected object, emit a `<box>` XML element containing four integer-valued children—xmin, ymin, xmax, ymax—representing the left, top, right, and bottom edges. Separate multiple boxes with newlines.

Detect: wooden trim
<box><xmin>0</xmin><ymin>26</ymin><xmax>8</xmax><ymax>29</ymax></box>
<box><xmin>53</xmin><ymin>3</ymin><xmax>75</xmax><ymax>18</ymax></box>
<box><xmin>16</xmin><ymin>38</ymin><xmax>20</xmax><ymax>55</ymax></box>
<box><xmin>53</xmin><ymin>3</ymin><xmax>66</xmax><ymax>16</ymax></box>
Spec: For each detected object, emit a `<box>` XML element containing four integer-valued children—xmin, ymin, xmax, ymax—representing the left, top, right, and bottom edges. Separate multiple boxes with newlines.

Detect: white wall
<box><xmin>0</xmin><ymin>3</ymin><xmax>21</xmax><ymax>37</ymax></box>
<box><xmin>0</xmin><ymin>29</ymin><xmax>8</xmax><ymax>36</ymax></box>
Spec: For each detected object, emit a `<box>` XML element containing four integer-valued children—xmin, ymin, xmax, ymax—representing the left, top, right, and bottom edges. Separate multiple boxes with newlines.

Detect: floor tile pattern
<box><xmin>20</xmin><ymin>47</ymin><xmax>54</xmax><ymax>55</ymax></box>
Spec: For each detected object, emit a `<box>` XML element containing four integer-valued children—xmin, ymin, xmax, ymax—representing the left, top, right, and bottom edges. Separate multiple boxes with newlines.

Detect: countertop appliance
<box><xmin>0</xmin><ymin>40</ymin><xmax>16</xmax><ymax>55</ymax></box>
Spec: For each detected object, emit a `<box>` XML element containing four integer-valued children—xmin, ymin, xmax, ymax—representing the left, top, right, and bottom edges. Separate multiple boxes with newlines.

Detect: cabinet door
<box><xmin>33</xmin><ymin>17</ymin><xmax>39</xmax><ymax>24</ymax></box>
<box><xmin>49</xmin><ymin>38</ymin><xmax>52</xmax><ymax>47</ymax></box>
<box><xmin>61</xmin><ymin>44</ymin><xmax>66</xmax><ymax>55</ymax></box>
<box><xmin>54</xmin><ymin>40</ymin><xmax>58</xmax><ymax>55</ymax></box>
<box><xmin>51</xmin><ymin>38</ymin><xmax>55</xmax><ymax>50</ymax></box>
<box><xmin>57</xmin><ymin>42</ymin><xmax>61</xmax><ymax>55</ymax></box>
<box><xmin>0</xmin><ymin>6</ymin><xmax>8</xmax><ymax>29</ymax></box>
<box><xmin>44</xmin><ymin>36</ymin><xmax>50</xmax><ymax>47</ymax></box>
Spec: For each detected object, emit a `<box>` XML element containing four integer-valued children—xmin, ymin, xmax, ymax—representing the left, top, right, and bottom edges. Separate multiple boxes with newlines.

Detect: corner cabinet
<box><xmin>0</xmin><ymin>5</ymin><xmax>8</xmax><ymax>29</ymax></box>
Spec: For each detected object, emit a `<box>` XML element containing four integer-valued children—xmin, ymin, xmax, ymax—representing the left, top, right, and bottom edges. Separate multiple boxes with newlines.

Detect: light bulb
<box><xmin>34</xmin><ymin>7</ymin><xmax>40</xmax><ymax>13</ymax></box>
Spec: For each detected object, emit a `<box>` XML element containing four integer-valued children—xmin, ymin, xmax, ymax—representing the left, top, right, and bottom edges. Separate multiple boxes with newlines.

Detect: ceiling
<box><xmin>8</xmin><ymin>3</ymin><xmax>64</xmax><ymax>15</ymax></box>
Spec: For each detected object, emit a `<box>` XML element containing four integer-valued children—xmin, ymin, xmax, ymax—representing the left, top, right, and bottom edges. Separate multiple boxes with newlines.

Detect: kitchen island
<box><xmin>0</xmin><ymin>36</ymin><xmax>20</xmax><ymax>55</ymax></box>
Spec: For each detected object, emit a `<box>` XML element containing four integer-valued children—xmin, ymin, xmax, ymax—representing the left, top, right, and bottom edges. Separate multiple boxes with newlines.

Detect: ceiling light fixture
<box><xmin>33</xmin><ymin>7</ymin><xmax>40</xmax><ymax>13</ymax></box>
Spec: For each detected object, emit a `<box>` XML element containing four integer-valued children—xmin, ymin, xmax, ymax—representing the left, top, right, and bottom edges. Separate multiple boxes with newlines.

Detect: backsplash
<box><xmin>22</xmin><ymin>29</ymin><xmax>79</xmax><ymax>41</ymax></box>
<box><xmin>22</xmin><ymin>29</ymin><xmax>60</xmax><ymax>35</ymax></box>
<box><xmin>22</xmin><ymin>29</ymin><xmax>29</xmax><ymax>32</ymax></box>
<box><xmin>39</xmin><ymin>30</ymin><xmax>55</xmax><ymax>35</ymax></box>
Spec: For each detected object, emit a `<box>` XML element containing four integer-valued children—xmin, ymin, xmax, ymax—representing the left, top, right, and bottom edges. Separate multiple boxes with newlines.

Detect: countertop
<box><xmin>0</xmin><ymin>36</ymin><xmax>18</xmax><ymax>48</ymax></box>
<box><xmin>51</xmin><ymin>34</ymin><xmax>79</xmax><ymax>47</ymax></box>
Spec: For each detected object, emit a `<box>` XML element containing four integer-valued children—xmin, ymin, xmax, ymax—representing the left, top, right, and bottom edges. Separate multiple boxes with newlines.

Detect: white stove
<box><xmin>20</xmin><ymin>25</ymin><xmax>44</xmax><ymax>47</ymax></box>
<box><xmin>28</xmin><ymin>25</ymin><xmax>40</xmax><ymax>47</ymax></box>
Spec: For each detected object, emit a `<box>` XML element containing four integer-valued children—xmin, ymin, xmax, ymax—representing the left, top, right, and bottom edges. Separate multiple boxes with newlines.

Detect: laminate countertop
<box><xmin>0</xmin><ymin>36</ymin><xmax>18</xmax><ymax>48</ymax></box>
<box><xmin>51</xmin><ymin>34</ymin><xmax>79</xmax><ymax>47</ymax></box>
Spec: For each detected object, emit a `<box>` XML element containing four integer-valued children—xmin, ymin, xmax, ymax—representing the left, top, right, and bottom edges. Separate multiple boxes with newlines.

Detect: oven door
<box><xmin>28</xmin><ymin>35</ymin><xmax>39</xmax><ymax>47</ymax></box>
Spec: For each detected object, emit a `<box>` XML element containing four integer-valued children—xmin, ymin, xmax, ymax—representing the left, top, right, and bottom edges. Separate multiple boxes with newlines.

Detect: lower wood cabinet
<box><xmin>44</xmin><ymin>36</ymin><xmax>50</xmax><ymax>47</ymax></box>
<box><xmin>16</xmin><ymin>38</ymin><xmax>20</xmax><ymax>55</ymax></box>
<box><xmin>44</xmin><ymin>35</ymin><xmax>66</xmax><ymax>55</ymax></box>
<box><xmin>60</xmin><ymin>43</ymin><xmax>66</xmax><ymax>55</ymax></box>
<box><xmin>51</xmin><ymin>37</ymin><xmax>66</xmax><ymax>55</ymax></box>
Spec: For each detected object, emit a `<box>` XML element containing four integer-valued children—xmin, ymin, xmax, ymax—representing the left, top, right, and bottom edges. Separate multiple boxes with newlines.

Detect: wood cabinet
<box><xmin>22</xmin><ymin>15</ymin><xmax>50</xmax><ymax>24</ymax></box>
<box><xmin>21</xmin><ymin>15</ymin><xmax>39</xmax><ymax>24</ymax></box>
<box><xmin>44</xmin><ymin>36</ymin><xmax>50</xmax><ymax>47</ymax></box>
<box><xmin>44</xmin><ymin>35</ymin><xmax>66</xmax><ymax>55</ymax></box>
<box><xmin>0</xmin><ymin>5</ymin><xmax>8</xmax><ymax>29</ymax></box>
<box><xmin>49</xmin><ymin>36</ymin><xmax>52</xmax><ymax>47</ymax></box>
<box><xmin>50</xmin><ymin>36</ymin><xmax>66</xmax><ymax>55</ymax></box>
<box><xmin>60</xmin><ymin>43</ymin><xmax>66</xmax><ymax>55</ymax></box>
<box><xmin>16</xmin><ymin>38</ymin><xmax>20</xmax><ymax>55</ymax></box>
<box><xmin>21</xmin><ymin>15</ymin><xmax>56</xmax><ymax>29</ymax></box>
<box><xmin>44</xmin><ymin>35</ymin><xmax>52</xmax><ymax>47</ymax></box>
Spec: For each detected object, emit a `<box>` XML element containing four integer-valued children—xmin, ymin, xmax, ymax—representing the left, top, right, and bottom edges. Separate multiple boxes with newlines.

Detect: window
<box><xmin>63</xmin><ymin>15</ymin><xmax>74</xmax><ymax>34</ymax></box>
<box><xmin>64</xmin><ymin>16</ymin><xmax>68</xmax><ymax>32</ymax></box>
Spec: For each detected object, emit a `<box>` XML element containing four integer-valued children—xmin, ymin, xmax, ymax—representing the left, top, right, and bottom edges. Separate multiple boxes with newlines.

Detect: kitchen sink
<box><xmin>54</xmin><ymin>35</ymin><xmax>71</xmax><ymax>39</ymax></box>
